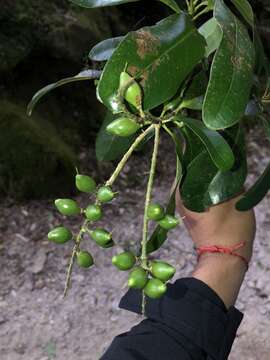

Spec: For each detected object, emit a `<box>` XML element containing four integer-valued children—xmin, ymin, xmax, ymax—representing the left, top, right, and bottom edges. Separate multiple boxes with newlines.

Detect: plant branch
<box><xmin>106</xmin><ymin>125</ymin><xmax>155</xmax><ymax>187</ymax></box>
<box><xmin>140</xmin><ymin>124</ymin><xmax>160</xmax><ymax>314</ymax></box>
<box><xmin>63</xmin><ymin>220</ymin><xmax>88</xmax><ymax>297</ymax></box>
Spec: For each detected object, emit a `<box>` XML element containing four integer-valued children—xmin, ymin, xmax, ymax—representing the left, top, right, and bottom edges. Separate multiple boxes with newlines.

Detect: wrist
<box><xmin>192</xmin><ymin>252</ymin><xmax>248</xmax><ymax>309</ymax></box>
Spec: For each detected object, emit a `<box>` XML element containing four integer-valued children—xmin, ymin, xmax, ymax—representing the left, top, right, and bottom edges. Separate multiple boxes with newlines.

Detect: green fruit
<box><xmin>85</xmin><ymin>205</ymin><xmax>102</xmax><ymax>221</ymax></box>
<box><xmin>55</xmin><ymin>199</ymin><xmax>80</xmax><ymax>216</ymax></box>
<box><xmin>76</xmin><ymin>251</ymin><xmax>94</xmax><ymax>268</ymax></box>
<box><xmin>112</xmin><ymin>252</ymin><xmax>136</xmax><ymax>271</ymax></box>
<box><xmin>147</xmin><ymin>204</ymin><xmax>165</xmax><ymax>221</ymax></box>
<box><xmin>144</xmin><ymin>278</ymin><xmax>167</xmax><ymax>299</ymax></box>
<box><xmin>75</xmin><ymin>174</ymin><xmax>96</xmax><ymax>193</ymax></box>
<box><xmin>90</xmin><ymin>228</ymin><xmax>112</xmax><ymax>246</ymax></box>
<box><xmin>119</xmin><ymin>71</ymin><xmax>142</xmax><ymax>110</ymax></box>
<box><xmin>150</xmin><ymin>261</ymin><xmax>176</xmax><ymax>282</ymax></box>
<box><xmin>158</xmin><ymin>215</ymin><xmax>179</xmax><ymax>230</ymax></box>
<box><xmin>97</xmin><ymin>186</ymin><xmax>115</xmax><ymax>203</ymax></box>
<box><xmin>106</xmin><ymin>117</ymin><xmax>140</xmax><ymax>137</ymax></box>
<box><xmin>128</xmin><ymin>267</ymin><xmax>148</xmax><ymax>289</ymax></box>
<box><xmin>48</xmin><ymin>226</ymin><xmax>72</xmax><ymax>244</ymax></box>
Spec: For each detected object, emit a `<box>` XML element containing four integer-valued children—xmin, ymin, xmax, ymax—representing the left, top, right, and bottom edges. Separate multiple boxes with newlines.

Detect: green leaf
<box><xmin>158</xmin><ymin>0</ymin><xmax>181</xmax><ymax>13</ymax></box>
<box><xmin>199</xmin><ymin>18</ymin><xmax>223</xmax><ymax>57</ymax></box>
<box><xmin>202</xmin><ymin>0</ymin><xmax>255</xmax><ymax>130</ymax></box>
<box><xmin>232</xmin><ymin>0</ymin><xmax>254</xmax><ymax>27</ymax></box>
<box><xmin>95</xmin><ymin>112</ymin><xmax>136</xmax><ymax>161</ymax></box>
<box><xmin>236</xmin><ymin>163</ymin><xmax>270</xmax><ymax>211</ymax></box>
<box><xmin>177</xmin><ymin>117</ymin><xmax>235</xmax><ymax>171</ymax></box>
<box><xmin>97</xmin><ymin>13</ymin><xmax>206</xmax><ymax>112</ymax></box>
<box><xmin>27</xmin><ymin>70</ymin><xmax>101</xmax><ymax>116</ymax></box>
<box><xmin>181</xmin><ymin>125</ymin><xmax>247</xmax><ymax>212</ymax></box>
<box><xmin>69</xmin><ymin>0</ymin><xmax>139</xmax><ymax>8</ymax></box>
<box><xmin>180</xmin><ymin>96</ymin><xmax>204</xmax><ymax>110</ymax></box>
<box><xmin>89</xmin><ymin>37</ymin><xmax>124</xmax><ymax>61</ymax></box>
<box><xmin>146</xmin><ymin>128</ymin><xmax>183</xmax><ymax>254</ymax></box>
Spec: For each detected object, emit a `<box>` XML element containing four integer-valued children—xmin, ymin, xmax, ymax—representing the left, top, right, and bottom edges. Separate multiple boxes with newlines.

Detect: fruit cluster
<box><xmin>48</xmin><ymin>174</ymin><xmax>116</xmax><ymax>270</ymax></box>
<box><xmin>48</xmin><ymin>173</ymin><xmax>179</xmax><ymax>299</ymax></box>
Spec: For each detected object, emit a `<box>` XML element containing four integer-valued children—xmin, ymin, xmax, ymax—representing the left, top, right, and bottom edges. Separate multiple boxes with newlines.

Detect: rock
<box><xmin>30</xmin><ymin>248</ymin><xmax>47</xmax><ymax>274</ymax></box>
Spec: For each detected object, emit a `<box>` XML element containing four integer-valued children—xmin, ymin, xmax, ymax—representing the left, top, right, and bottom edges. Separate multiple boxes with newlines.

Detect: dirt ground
<box><xmin>0</xmin><ymin>126</ymin><xmax>269</xmax><ymax>360</ymax></box>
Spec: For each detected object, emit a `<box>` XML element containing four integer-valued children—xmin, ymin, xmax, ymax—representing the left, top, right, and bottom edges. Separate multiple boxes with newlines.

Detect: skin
<box><xmin>176</xmin><ymin>190</ymin><xmax>256</xmax><ymax>309</ymax></box>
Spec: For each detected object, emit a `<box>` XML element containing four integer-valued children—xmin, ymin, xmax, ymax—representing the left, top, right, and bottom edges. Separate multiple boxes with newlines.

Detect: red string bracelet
<box><xmin>196</xmin><ymin>241</ymin><xmax>249</xmax><ymax>270</ymax></box>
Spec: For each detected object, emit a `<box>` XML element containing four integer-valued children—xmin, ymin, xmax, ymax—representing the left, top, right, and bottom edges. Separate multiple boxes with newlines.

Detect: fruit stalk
<box><xmin>141</xmin><ymin>124</ymin><xmax>160</xmax><ymax>314</ymax></box>
<box><xmin>63</xmin><ymin>219</ymin><xmax>88</xmax><ymax>297</ymax></box>
<box><xmin>105</xmin><ymin>124</ymin><xmax>154</xmax><ymax>187</ymax></box>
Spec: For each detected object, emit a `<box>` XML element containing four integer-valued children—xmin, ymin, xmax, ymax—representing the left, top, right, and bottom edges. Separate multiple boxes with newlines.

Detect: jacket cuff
<box><xmin>119</xmin><ymin>277</ymin><xmax>243</xmax><ymax>360</ymax></box>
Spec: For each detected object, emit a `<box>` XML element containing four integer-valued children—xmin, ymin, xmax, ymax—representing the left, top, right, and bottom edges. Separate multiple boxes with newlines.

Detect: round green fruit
<box><xmin>150</xmin><ymin>261</ymin><xmax>176</xmax><ymax>282</ymax></box>
<box><xmin>119</xmin><ymin>71</ymin><xmax>142</xmax><ymax>110</ymax></box>
<box><xmin>128</xmin><ymin>267</ymin><xmax>148</xmax><ymax>290</ymax></box>
<box><xmin>158</xmin><ymin>215</ymin><xmax>179</xmax><ymax>230</ymax></box>
<box><xmin>106</xmin><ymin>117</ymin><xmax>140</xmax><ymax>137</ymax></box>
<box><xmin>144</xmin><ymin>278</ymin><xmax>167</xmax><ymax>299</ymax></box>
<box><xmin>147</xmin><ymin>204</ymin><xmax>165</xmax><ymax>221</ymax></box>
<box><xmin>90</xmin><ymin>228</ymin><xmax>112</xmax><ymax>247</ymax></box>
<box><xmin>85</xmin><ymin>205</ymin><xmax>102</xmax><ymax>221</ymax></box>
<box><xmin>54</xmin><ymin>199</ymin><xmax>80</xmax><ymax>216</ymax></box>
<box><xmin>76</xmin><ymin>251</ymin><xmax>94</xmax><ymax>268</ymax></box>
<box><xmin>48</xmin><ymin>226</ymin><xmax>72</xmax><ymax>244</ymax></box>
<box><xmin>75</xmin><ymin>174</ymin><xmax>96</xmax><ymax>193</ymax></box>
<box><xmin>112</xmin><ymin>252</ymin><xmax>136</xmax><ymax>271</ymax></box>
<box><xmin>97</xmin><ymin>186</ymin><xmax>115</xmax><ymax>203</ymax></box>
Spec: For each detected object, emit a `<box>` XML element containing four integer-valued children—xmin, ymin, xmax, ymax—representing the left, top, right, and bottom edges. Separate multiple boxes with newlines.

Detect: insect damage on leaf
<box><xmin>134</xmin><ymin>30</ymin><xmax>161</xmax><ymax>59</ymax></box>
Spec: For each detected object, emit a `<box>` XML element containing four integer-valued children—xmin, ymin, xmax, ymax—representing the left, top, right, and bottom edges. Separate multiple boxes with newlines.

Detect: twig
<box><xmin>140</xmin><ymin>124</ymin><xmax>161</xmax><ymax>315</ymax></box>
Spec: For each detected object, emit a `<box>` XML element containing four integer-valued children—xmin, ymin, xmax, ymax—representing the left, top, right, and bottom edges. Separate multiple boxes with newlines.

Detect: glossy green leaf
<box><xmin>178</xmin><ymin>71</ymin><xmax>207</xmax><ymax>110</ymax></box>
<box><xmin>236</xmin><ymin>163</ymin><xmax>270</xmax><ymax>211</ymax></box>
<box><xmin>95</xmin><ymin>112</ymin><xmax>136</xmax><ymax>161</ymax></box>
<box><xmin>69</xmin><ymin>0</ymin><xmax>139</xmax><ymax>8</ymax></box>
<box><xmin>199</xmin><ymin>18</ymin><xmax>222</xmax><ymax>57</ymax></box>
<box><xmin>98</xmin><ymin>13</ymin><xmax>206</xmax><ymax>112</ymax></box>
<box><xmin>177</xmin><ymin>117</ymin><xmax>235</xmax><ymax>171</ymax></box>
<box><xmin>203</xmin><ymin>0</ymin><xmax>255</xmax><ymax>130</ymax></box>
<box><xmin>89</xmin><ymin>37</ymin><xmax>124</xmax><ymax>61</ymax></box>
<box><xmin>232</xmin><ymin>0</ymin><xmax>254</xmax><ymax>27</ymax></box>
<box><xmin>181</xmin><ymin>125</ymin><xmax>247</xmax><ymax>212</ymax></box>
<box><xmin>182</xmin><ymin>126</ymin><xmax>205</xmax><ymax>166</ymax></box>
<box><xmin>158</xmin><ymin>0</ymin><xmax>181</xmax><ymax>13</ymax></box>
<box><xmin>146</xmin><ymin>129</ymin><xmax>182</xmax><ymax>254</ymax></box>
<box><xmin>27</xmin><ymin>70</ymin><xmax>101</xmax><ymax>116</ymax></box>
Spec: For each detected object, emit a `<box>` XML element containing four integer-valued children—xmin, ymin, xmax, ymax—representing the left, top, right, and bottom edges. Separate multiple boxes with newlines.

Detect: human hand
<box><xmin>176</xmin><ymin>190</ymin><xmax>256</xmax><ymax>263</ymax></box>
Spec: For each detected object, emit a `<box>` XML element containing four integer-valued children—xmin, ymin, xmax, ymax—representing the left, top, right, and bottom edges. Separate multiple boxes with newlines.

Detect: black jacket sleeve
<box><xmin>100</xmin><ymin>277</ymin><xmax>244</xmax><ymax>360</ymax></box>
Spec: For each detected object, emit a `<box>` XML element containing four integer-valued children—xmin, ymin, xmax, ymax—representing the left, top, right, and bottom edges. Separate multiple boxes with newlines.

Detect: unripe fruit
<box><xmin>90</xmin><ymin>228</ymin><xmax>112</xmax><ymax>247</ymax></box>
<box><xmin>75</xmin><ymin>174</ymin><xmax>96</xmax><ymax>193</ymax></box>
<box><xmin>119</xmin><ymin>71</ymin><xmax>143</xmax><ymax>110</ymax></box>
<box><xmin>76</xmin><ymin>251</ymin><xmax>94</xmax><ymax>268</ymax></box>
<box><xmin>158</xmin><ymin>215</ymin><xmax>179</xmax><ymax>230</ymax></box>
<box><xmin>85</xmin><ymin>205</ymin><xmax>102</xmax><ymax>221</ymax></box>
<box><xmin>106</xmin><ymin>117</ymin><xmax>140</xmax><ymax>137</ymax></box>
<box><xmin>128</xmin><ymin>267</ymin><xmax>148</xmax><ymax>289</ymax></box>
<box><xmin>97</xmin><ymin>186</ymin><xmax>115</xmax><ymax>203</ymax></box>
<box><xmin>112</xmin><ymin>252</ymin><xmax>136</xmax><ymax>271</ymax></box>
<box><xmin>147</xmin><ymin>204</ymin><xmax>165</xmax><ymax>221</ymax></box>
<box><xmin>150</xmin><ymin>261</ymin><xmax>176</xmax><ymax>282</ymax></box>
<box><xmin>48</xmin><ymin>226</ymin><xmax>72</xmax><ymax>244</ymax></box>
<box><xmin>55</xmin><ymin>199</ymin><xmax>80</xmax><ymax>216</ymax></box>
<box><xmin>144</xmin><ymin>278</ymin><xmax>167</xmax><ymax>299</ymax></box>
